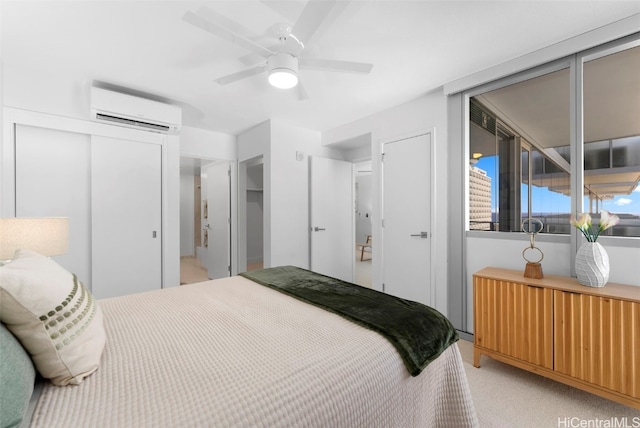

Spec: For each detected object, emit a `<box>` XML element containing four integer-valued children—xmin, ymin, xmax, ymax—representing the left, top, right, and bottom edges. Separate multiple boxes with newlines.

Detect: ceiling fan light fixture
<box><xmin>268</xmin><ymin>53</ymin><xmax>299</xmax><ymax>89</ymax></box>
<box><xmin>269</xmin><ymin>70</ymin><xmax>298</xmax><ymax>89</ymax></box>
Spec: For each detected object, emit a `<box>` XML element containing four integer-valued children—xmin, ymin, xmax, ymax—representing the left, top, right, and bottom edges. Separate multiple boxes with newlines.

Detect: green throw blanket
<box><xmin>240</xmin><ymin>266</ymin><xmax>458</xmax><ymax>376</ymax></box>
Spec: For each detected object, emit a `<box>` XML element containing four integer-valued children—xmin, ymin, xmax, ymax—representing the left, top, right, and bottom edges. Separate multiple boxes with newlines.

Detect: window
<box><xmin>468</xmin><ymin>38</ymin><xmax>640</xmax><ymax>238</ymax></box>
<box><xmin>582</xmin><ymin>45</ymin><xmax>640</xmax><ymax>237</ymax></box>
<box><xmin>469</xmin><ymin>67</ymin><xmax>571</xmax><ymax>234</ymax></box>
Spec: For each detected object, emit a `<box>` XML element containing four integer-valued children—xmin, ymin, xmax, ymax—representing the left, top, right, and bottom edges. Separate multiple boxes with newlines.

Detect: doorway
<box><xmin>355</xmin><ymin>160</ymin><xmax>372</xmax><ymax>287</ymax></box>
<box><xmin>179</xmin><ymin>156</ymin><xmax>231</xmax><ymax>284</ymax></box>
<box><xmin>238</xmin><ymin>155</ymin><xmax>264</xmax><ymax>274</ymax></box>
<box><xmin>309</xmin><ymin>156</ymin><xmax>354</xmax><ymax>282</ymax></box>
<box><xmin>322</xmin><ymin>132</ymin><xmax>373</xmax><ymax>287</ymax></box>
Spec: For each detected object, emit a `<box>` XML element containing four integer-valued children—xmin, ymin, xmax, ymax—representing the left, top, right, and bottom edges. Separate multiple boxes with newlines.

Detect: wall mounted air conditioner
<box><xmin>90</xmin><ymin>87</ymin><xmax>182</xmax><ymax>134</ymax></box>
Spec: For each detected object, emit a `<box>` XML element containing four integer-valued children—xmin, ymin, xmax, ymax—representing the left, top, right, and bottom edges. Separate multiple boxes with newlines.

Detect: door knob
<box><xmin>410</xmin><ymin>232</ymin><xmax>429</xmax><ymax>238</ymax></box>
<box><xmin>313</xmin><ymin>227</ymin><xmax>326</xmax><ymax>232</ymax></box>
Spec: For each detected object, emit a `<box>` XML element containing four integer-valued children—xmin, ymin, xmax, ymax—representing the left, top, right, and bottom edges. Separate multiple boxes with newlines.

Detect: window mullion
<box><xmin>569</xmin><ymin>54</ymin><xmax>584</xmax><ymax>277</ymax></box>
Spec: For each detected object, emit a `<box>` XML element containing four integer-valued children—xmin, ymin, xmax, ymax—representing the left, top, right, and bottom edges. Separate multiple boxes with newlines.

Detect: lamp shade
<box><xmin>0</xmin><ymin>218</ymin><xmax>69</xmax><ymax>259</ymax></box>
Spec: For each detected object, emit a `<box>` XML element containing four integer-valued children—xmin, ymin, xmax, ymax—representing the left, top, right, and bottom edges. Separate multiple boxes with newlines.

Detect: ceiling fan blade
<box><xmin>215</xmin><ymin>65</ymin><xmax>267</xmax><ymax>85</ymax></box>
<box><xmin>183</xmin><ymin>8</ymin><xmax>273</xmax><ymax>58</ymax></box>
<box><xmin>299</xmin><ymin>58</ymin><xmax>373</xmax><ymax>74</ymax></box>
<box><xmin>292</xmin><ymin>0</ymin><xmax>339</xmax><ymax>44</ymax></box>
<box><xmin>237</xmin><ymin>52</ymin><xmax>270</xmax><ymax>67</ymax></box>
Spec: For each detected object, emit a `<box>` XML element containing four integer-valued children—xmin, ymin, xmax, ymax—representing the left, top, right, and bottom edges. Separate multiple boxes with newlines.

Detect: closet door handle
<box><xmin>410</xmin><ymin>232</ymin><xmax>429</xmax><ymax>238</ymax></box>
<box><xmin>313</xmin><ymin>227</ymin><xmax>326</xmax><ymax>232</ymax></box>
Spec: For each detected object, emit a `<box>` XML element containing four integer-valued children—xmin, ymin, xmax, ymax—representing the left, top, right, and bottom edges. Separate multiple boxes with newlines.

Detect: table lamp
<box><xmin>0</xmin><ymin>217</ymin><xmax>69</xmax><ymax>262</ymax></box>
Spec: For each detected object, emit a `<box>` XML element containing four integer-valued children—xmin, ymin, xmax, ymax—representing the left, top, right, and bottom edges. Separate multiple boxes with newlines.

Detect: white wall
<box><xmin>323</xmin><ymin>91</ymin><xmax>449</xmax><ymax>315</ymax></box>
<box><xmin>238</xmin><ymin>120</ymin><xmax>271</xmax><ymax>161</ymax></box>
<box><xmin>597</xmin><ymin>241</ymin><xmax>640</xmax><ymax>286</ymax></box>
<box><xmin>237</xmin><ymin>119</ymin><xmax>345</xmax><ymax>270</ymax></box>
<box><xmin>343</xmin><ymin>144</ymin><xmax>372</xmax><ymax>163</ymax></box>
<box><xmin>3</xmin><ymin>65</ymin><xmax>89</xmax><ymax>119</ymax></box>
<box><xmin>180</xmin><ymin>125</ymin><xmax>236</xmax><ymax>161</ymax></box>
<box><xmin>270</xmin><ymin>119</ymin><xmax>344</xmax><ymax>268</ymax></box>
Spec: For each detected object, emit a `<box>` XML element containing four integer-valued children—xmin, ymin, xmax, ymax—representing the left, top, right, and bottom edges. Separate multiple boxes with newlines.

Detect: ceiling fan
<box><xmin>182</xmin><ymin>1</ymin><xmax>373</xmax><ymax>100</ymax></box>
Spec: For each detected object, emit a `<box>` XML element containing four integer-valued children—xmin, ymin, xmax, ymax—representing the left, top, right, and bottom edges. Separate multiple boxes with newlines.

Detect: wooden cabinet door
<box><xmin>554</xmin><ymin>290</ymin><xmax>640</xmax><ymax>399</ymax></box>
<box><xmin>474</xmin><ymin>277</ymin><xmax>553</xmax><ymax>369</ymax></box>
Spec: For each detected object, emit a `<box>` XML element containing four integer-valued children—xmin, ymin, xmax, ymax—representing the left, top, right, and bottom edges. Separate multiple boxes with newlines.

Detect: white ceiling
<box><xmin>2</xmin><ymin>1</ymin><xmax>640</xmax><ymax>138</ymax></box>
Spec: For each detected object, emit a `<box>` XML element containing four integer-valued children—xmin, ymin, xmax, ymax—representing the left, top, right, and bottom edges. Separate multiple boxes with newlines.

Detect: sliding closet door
<box><xmin>91</xmin><ymin>136</ymin><xmax>162</xmax><ymax>298</ymax></box>
<box><xmin>15</xmin><ymin>125</ymin><xmax>92</xmax><ymax>287</ymax></box>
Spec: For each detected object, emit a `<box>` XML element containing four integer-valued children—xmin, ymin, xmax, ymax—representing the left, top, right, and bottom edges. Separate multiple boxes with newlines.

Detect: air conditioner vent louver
<box><xmin>470</xmin><ymin>100</ymin><xmax>496</xmax><ymax>135</ymax></box>
<box><xmin>95</xmin><ymin>113</ymin><xmax>171</xmax><ymax>132</ymax></box>
<box><xmin>90</xmin><ymin>87</ymin><xmax>182</xmax><ymax>134</ymax></box>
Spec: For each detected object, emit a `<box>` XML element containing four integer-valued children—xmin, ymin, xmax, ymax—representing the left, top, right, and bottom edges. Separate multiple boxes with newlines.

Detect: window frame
<box><xmin>464</xmin><ymin>57</ymin><xmax>571</xmax><ymax>242</ymax></box>
<box><xmin>464</xmin><ymin>33</ymin><xmax>640</xmax><ymax>265</ymax></box>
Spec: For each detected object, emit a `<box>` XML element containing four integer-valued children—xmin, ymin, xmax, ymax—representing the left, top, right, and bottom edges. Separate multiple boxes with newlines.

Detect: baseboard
<box><xmin>457</xmin><ymin>330</ymin><xmax>473</xmax><ymax>342</ymax></box>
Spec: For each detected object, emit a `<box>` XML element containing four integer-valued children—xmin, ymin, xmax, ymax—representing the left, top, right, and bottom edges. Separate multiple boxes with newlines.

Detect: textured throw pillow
<box><xmin>0</xmin><ymin>249</ymin><xmax>106</xmax><ymax>386</ymax></box>
<box><xmin>0</xmin><ymin>322</ymin><xmax>36</xmax><ymax>428</ymax></box>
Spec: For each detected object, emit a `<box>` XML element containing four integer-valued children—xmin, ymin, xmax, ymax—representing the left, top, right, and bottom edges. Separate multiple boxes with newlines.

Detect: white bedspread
<box><xmin>31</xmin><ymin>276</ymin><xmax>478</xmax><ymax>427</ymax></box>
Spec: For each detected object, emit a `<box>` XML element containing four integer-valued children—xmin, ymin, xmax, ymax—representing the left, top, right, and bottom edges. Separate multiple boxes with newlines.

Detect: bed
<box><xmin>1</xmin><ymin>250</ymin><xmax>478</xmax><ymax>428</ymax></box>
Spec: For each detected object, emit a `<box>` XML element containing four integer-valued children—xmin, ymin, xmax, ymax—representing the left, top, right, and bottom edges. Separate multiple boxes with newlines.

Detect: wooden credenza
<box><xmin>473</xmin><ymin>267</ymin><xmax>640</xmax><ymax>409</ymax></box>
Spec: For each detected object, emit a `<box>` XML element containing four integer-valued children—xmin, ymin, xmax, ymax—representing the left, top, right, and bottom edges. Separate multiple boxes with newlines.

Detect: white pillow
<box><xmin>0</xmin><ymin>249</ymin><xmax>106</xmax><ymax>386</ymax></box>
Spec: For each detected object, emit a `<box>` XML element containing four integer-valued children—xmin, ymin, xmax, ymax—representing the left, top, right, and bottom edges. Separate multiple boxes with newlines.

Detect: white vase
<box><xmin>575</xmin><ymin>242</ymin><xmax>610</xmax><ymax>287</ymax></box>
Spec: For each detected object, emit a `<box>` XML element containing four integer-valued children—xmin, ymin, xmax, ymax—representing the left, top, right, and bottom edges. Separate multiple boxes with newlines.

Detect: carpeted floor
<box><xmin>456</xmin><ymin>339</ymin><xmax>640</xmax><ymax>427</ymax></box>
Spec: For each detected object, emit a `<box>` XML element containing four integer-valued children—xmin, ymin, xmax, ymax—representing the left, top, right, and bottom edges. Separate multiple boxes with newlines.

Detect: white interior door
<box><xmin>91</xmin><ymin>136</ymin><xmax>162</xmax><ymax>298</ymax></box>
<box><xmin>206</xmin><ymin>162</ymin><xmax>231</xmax><ymax>279</ymax></box>
<box><xmin>310</xmin><ymin>156</ymin><xmax>354</xmax><ymax>282</ymax></box>
<box><xmin>382</xmin><ymin>133</ymin><xmax>432</xmax><ymax>305</ymax></box>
